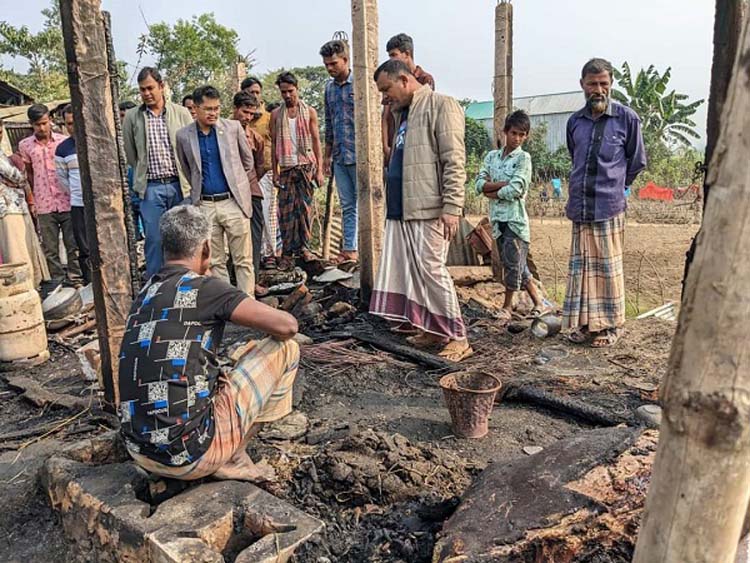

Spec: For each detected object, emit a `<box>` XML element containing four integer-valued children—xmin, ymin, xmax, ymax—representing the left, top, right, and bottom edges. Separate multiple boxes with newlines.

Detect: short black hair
<box><xmin>275</xmin><ymin>71</ymin><xmax>298</xmax><ymax>88</ymax></box>
<box><xmin>581</xmin><ymin>58</ymin><xmax>613</xmax><ymax>81</ymax></box>
<box><xmin>27</xmin><ymin>104</ymin><xmax>49</xmax><ymax>123</ymax></box>
<box><xmin>373</xmin><ymin>59</ymin><xmax>412</xmax><ymax>82</ymax></box>
<box><xmin>62</xmin><ymin>104</ymin><xmax>74</xmax><ymax>117</ymax></box>
<box><xmin>240</xmin><ymin>76</ymin><xmax>262</xmax><ymax>91</ymax></box>
<box><xmin>192</xmin><ymin>85</ymin><xmax>221</xmax><ymax>106</ymax></box>
<box><xmin>266</xmin><ymin>101</ymin><xmax>281</xmax><ymax>112</ymax></box>
<box><xmin>137</xmin><ymin>66</ymin><xmax>162</xmax><ymax>84</ymax></box>
<box><xmin>181</xmin><ymin>94</ymin><xmax>193</xmax><ymax>106</ymax></box>
<box><xmin>319</xmin><ymin>40</ymin><xmax>349</xmax><ymax>59</ymax></box>
<box><xmin>233</xmin><ymin>91</ymin><xmax>261</xmax><ymax>109</ymax></box>
<box><xmin>503</xmin><ymin>110</ymin><xmax>531</xmax><ymax>134</ymax></box>
<box><xmin>119</xmin><ymin>100</ymin><xmax>137</xmax><ymax>111</ymax></box>
<box><xmin>386</xmin><ymin>33</ymin><xmax>414</xmax><ymax>57</ymax></box>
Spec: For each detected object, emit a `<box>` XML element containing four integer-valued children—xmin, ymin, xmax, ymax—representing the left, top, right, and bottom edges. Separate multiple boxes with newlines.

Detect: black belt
<box><xmin>148</xmin><ymin>176</ymin><xmax>179</xmax><ymax>184</ymax></box>
<box><xmin>201</xmin><ymin>192</ymin><xmax>232</xmax><ymax>202</ymax></box>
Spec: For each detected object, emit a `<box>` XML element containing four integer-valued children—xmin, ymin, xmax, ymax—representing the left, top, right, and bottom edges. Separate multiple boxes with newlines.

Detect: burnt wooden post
<box><xmin>682</xmin><ymin>0</ymin><xmax>747</xmax><ymax>290</ymax></box>
<box><xmin>492</xmin><ymin>0</ymin><xmax>513</xmax><ymax>280</ymax></box>
<box><xmin>351</xmin><ymin>0</ymin><xmax>385</xmax><ymax>305</ymax></box>
<box><xmin>60</xmin><ymin>0</ymin><xmax>132</xmax><ymax>412</ymax></box>
<box><xmin>633</xmin><ymin>11</ymin><xmax>750</xmax><ymax>562</ymax></box>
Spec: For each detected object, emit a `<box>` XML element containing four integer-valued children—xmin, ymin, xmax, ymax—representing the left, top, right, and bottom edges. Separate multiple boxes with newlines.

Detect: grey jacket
<box><xmin>391</xmin><ymin>85</ymin><xmax>466</xmax><ymax>220</ymax></box>
<box><xmin>123</xmin><ymin>100</ymin><xmax>193</xmax><ymax>198</ymax></box>
<box><xmin>175</xmin><ymin>118</ymin><xmax>255</xmax><ymax>218</ymax></box>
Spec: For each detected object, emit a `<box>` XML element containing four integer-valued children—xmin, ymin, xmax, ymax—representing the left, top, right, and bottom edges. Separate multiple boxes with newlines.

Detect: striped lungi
<box><xmin>129</xmin><ymin>337</ymin><xmax>299</xmax><ymax>480</ymax></box>
<box><xmin>370</xmin><ymin>218</ymin><xmax>466</xmax><ymax>339</ymax></box>
<box><xmin>562</xmin><ymin>213</ymin><xmax>626</xmax><ymax>333</ymax></box>
<box><xmin>278</xmin><ymin>165</ymin><xmax>314</xmax><ymax>256</ymax></box>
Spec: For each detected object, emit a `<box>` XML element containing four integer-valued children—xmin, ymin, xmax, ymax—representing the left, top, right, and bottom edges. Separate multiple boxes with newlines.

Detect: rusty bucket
<box><xmin>439</xmin><ymin>371</ymin><xmax>502</xmax><ymax>439</ymax></box>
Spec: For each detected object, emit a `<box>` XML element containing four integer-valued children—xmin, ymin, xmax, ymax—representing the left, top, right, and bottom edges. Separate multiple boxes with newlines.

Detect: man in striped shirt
<box><xmin>55</xmin><ymin>105</ymin><xmax>90</xmax><ymax>284</ymax></box>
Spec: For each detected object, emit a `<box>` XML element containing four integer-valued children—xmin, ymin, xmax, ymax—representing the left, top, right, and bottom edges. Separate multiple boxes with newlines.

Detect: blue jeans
<box><xmin>333</xmin><ymin>162</ymin><xmax>358</xmax><ymax>252</ymax></box>
<box><xmin>140</xmin><ymin>179</ymin><xmax>183</xmax><ymax>277</ymax></box>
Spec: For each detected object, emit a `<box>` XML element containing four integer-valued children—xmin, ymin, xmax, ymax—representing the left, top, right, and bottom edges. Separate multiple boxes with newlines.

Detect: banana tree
<box><xmin>613</xmin><ymin>62</ymin><xmax>703</xmax><ymax>148</ymax></box>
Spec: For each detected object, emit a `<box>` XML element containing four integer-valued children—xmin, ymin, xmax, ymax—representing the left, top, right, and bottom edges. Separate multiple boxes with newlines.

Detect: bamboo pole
<box><xmin>60</xmin><ymin>0</ymin><xmax>133</xmax><ymax>411</ymax></box>
<box><xmin>351</xmin><ymin>0</ymin><xmax>384</xmax><ymax>305</ymax></box>
<box><xmin>633</xmin><ymin>12</ymin><xmax>750</xmax><ymax>562</ymax></box>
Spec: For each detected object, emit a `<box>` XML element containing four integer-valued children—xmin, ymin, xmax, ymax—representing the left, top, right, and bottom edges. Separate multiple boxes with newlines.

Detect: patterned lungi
<box><xmin>370</xmin><ymin>218</ymin><xmax>466</xmax><ymax>339</ymax></box>
<box><xmin>278</xmin><ymin>165</ymin><xmax>314</xmax><ymax>256</ymax></box>
<box><xmin>130</xmin><ymin>337</ymin><xmax>299</xmax><ymax>480</ymax></box>
<box><xmin>562</xmin><ymin>213</ymin><xmax>626</xmax><ymax>333</ymax></box>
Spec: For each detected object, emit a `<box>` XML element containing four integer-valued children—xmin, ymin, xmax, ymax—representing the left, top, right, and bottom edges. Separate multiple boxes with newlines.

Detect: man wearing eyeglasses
<box><xmin>175</xmin><ymin>85</ymin><xmax>257</xmax><ymax>295</ymax></box>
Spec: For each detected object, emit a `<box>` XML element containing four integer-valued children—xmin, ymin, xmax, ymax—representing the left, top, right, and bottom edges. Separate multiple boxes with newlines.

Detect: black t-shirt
<box><xmin>118</xmin><ymin>265</ymin><xmax>246</xmax><ymax>466</ymax></box>
<box><xmin>386</xmin><ymin>109</ymin><xmax>409</xmax><ymax>220</ymax></box>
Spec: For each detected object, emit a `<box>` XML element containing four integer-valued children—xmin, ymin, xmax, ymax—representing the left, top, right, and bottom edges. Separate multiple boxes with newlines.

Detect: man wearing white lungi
<box><xmin>370</xmin><ymin>59</ymin><xmax>472</xmax><ymax>362</ymax></box>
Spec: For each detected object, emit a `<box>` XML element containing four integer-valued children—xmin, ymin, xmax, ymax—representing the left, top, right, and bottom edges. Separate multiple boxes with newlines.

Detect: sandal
<box><xmin>591</xmin><ymin>328</ymin><xmax>623</xmax><ymax>348</ymax></box>
<box><xmin>301</xmin><ymin>250</ymin><xmax>318</xmax><ymax>263</ymax></box>
<box><xmin>333</xmin><ymin>251</ymin><xmax>359</xmax><ymax>265</ymax></box>
<box><xmin>530</xmin><ymin>305</ymin><xmax>549</xmax><ymax>318</ymax></box>
<box><xmin>567</xmin><ymin>326</ymin><xmax>590</xmax><ymax>344</ymax></box>
<box><xmin>437</xmin><ymin>339</ymin><xmax>474</xmax><ymax>362</ymax></box>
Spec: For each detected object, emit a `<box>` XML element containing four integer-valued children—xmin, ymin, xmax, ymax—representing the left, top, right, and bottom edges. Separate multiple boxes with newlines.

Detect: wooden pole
<box><xmin>321</xmin><ymin>175</ymin><xmax>336</xmax><ymax>260</ymax></box>
<box><xmin>351</xmin><ymin>0</ymin><xmax>384</xmax><ymax>305</ymax></box>
<box><xmin>633</xmin><ymin>12</ymin><xmax>750</xmax><ymax>562</ymax></box>
<box><xmin>492</xmin><ymin>0</ymin><xmax>513</xmax><ymax>280</ymax></box>
<box><xmin>60</xmin><ymin>0</ymin><xmax>133</xmax><ymax>412</ymax></box>
<box><xmin>682</xmin><ymin>0</ymin><xmax>747</xmax><ymax>299</ymax></box>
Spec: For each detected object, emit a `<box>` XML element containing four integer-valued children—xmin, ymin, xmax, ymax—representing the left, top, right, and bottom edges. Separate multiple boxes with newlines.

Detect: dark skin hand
<box><xmin>482</xmin><ymin>181</ymin><xmax>508</xmax><ymax>199</ymax></box>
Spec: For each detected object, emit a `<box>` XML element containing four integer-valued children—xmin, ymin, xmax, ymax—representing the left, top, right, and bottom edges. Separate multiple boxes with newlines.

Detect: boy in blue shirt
<box><xmin>476</xmin><ymin>110</ymin><xmax>544</xmax><ymax>321</ymax></box>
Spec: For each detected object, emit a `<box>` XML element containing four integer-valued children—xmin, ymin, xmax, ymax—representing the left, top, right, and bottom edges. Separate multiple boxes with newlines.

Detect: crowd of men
<box><xmin>0</xmin><ymin>30</ymin><xmax>645</xmax><ymax>482</ymax></box>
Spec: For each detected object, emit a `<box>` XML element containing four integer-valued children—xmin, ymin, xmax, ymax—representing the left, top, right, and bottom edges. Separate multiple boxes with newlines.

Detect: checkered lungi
<box><xmin>562</xmin><ymin>213</ymin><xmax>626</xmax><ymax>333</ymax></box>
<box><xmin>278</xmin><ymin>165</ymin><xmax>314</xmax><ymax>256</ymax></box>
<box><xmin>130</xmin><ymin>337</ymin><xmax>299</xmax><ymax>480</ymax></box>
<box><xmin>370</xmin><ymin>218</ymin><xmax>466</xmax><ymax>340</ymax></box>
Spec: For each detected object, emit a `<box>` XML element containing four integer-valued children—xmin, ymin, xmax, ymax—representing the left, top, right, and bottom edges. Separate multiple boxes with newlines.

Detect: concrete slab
<box><xmin>41</xmin><ymin>439</ymin><xmax>324</xmax><ymax>562</ymax></box>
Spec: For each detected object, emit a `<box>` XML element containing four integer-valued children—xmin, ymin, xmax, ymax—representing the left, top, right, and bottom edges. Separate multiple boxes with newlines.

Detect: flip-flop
<box><xmin>567</xmin><ymin>327</ymin><xmax>590</xmax><ymax>344</ymax></box>
<box><xmin>591</xmin><ymin>328</ymin><xmax>623</xmax><ymax>348</ymax></box>
<box><xmin>438</xmin><ymin>340</ymin><xmax>474</xmax><ymax>362</ymax></box>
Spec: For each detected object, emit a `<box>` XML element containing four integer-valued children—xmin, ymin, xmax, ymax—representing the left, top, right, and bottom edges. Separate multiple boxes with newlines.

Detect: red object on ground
<box><xmin>638</xmin><ymin>182</ymin><xmax>674</xmax><ymax>201</ymax></box>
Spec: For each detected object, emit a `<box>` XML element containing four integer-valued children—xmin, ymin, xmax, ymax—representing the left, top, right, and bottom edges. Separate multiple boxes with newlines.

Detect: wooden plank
<box><xmin>633</xmin><ymin>13</ymin><xmax>750</xmax><ymax>562</ymax></box>
<box><xmin>351</xmin><ymin>0</ymin><xmax>385</xmax><ymax>305</ymax></box>
<box><xmin>321</xmin><ymin>175</ymin><xmax>336</xmax><ymax>260</ymax></box>
<box><xmin>60</xmin><ymin>0</ymin><xmax>133</xmax><ymax>411</ymax></box>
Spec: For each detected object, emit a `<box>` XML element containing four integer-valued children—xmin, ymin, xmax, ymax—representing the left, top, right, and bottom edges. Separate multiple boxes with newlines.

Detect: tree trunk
<box><xmin>633</xmin><ymin>12</ymin><xmax>750</xmax><ymax>562</ymax></box>
<box><xmin>351</xmin><ymin>0</ymin><xmax>384</xmax><ymax>305</ymax></box>
<box><xmin>60</xmin><ymin>0</ymin><xmax>133</xmax><ymax>411</ymax></box>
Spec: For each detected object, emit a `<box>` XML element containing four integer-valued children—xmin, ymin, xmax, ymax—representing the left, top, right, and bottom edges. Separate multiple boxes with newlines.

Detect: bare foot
<box><xmin>212</xmin><ymin>450</ymin><xmax>276</xmax><ymax>483</ymax></box>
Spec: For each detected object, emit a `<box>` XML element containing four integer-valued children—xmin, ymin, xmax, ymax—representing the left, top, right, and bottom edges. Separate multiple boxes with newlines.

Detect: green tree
<box><xmin>524</xmin><ymin>122</ymin><xmax>571</xmax><ymax>183</ymax></box>
<box><xmin>464</xmin><ymin>117</ymin><xmax>491</xmax><ymax>160</ymax></box>
<box><xmin>137</xmin><ymin>13</ymin><xmax>251</xmax><ymax>101</ymax></box>
<box><xmin>1</xmin><ymin>2</ymin><xmax>137</xmax><ymax>104</ymax></box>
<box><xmin>0</xmin><ymin>3</ymin><xmax>67</xmax><ymax>101</ymax></box>
<box><xmin>613</xmin><ymin>62</ymin><xmax>704</xmax><ymax>187</ymax></box>
<box><xmin>613</xmin><ymin>62</ymin><xmax>703</xmax><ymax>148</ymax></box>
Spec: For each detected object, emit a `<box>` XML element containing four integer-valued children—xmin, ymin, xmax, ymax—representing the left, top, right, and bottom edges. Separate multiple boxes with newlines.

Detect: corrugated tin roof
<box><xmin>466</xmin><ymin>91</ymin><xmax>583</xmax><ymax>121</ymax></box>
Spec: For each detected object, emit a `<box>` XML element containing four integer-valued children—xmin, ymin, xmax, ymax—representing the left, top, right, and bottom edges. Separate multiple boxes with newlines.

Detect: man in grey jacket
<box><xmin>370</xmin><ymin>59</ymin><xmax>471</xmax><ymax>362</ymax></box>
<box><xmin>175</xmin><ymin>85</ymin><xmax>257</xmax><ymax>296</ymax></box>
<box><xmin>123</xmin><ymin>67</ymin><xmax>193</xmax><ymax>278</ymax></box>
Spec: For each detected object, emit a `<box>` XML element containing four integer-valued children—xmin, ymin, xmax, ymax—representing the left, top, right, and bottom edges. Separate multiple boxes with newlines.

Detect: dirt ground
<box><xmin>467</xmin><ymin>216</ymin><xmax>699</xmax><ymax>315</ymax></box>
<box><xmin>0</xmin><ymin>220</ymin><xmax>694</xmax><ymax>563</ymax></box>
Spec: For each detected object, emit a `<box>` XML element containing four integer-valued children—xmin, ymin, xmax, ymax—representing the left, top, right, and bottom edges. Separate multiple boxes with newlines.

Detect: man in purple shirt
<box><xmin>563</xmin><ymin>58</ymin><xmax>646</xmax><ymax>348</ymax></box>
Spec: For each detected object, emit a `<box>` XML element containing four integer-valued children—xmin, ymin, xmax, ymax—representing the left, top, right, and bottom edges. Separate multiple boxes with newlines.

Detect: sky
<box><xmin>2</xmin><ymin>0</ymin><xmax>714</xmax><ymax>141</ymax></box>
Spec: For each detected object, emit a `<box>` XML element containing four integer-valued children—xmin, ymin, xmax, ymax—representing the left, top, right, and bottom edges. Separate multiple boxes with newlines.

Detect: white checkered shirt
<box><xmin>145</xmin><ymin>108</ymin><xmax>178</xmax><ymax>179</ymax></box>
